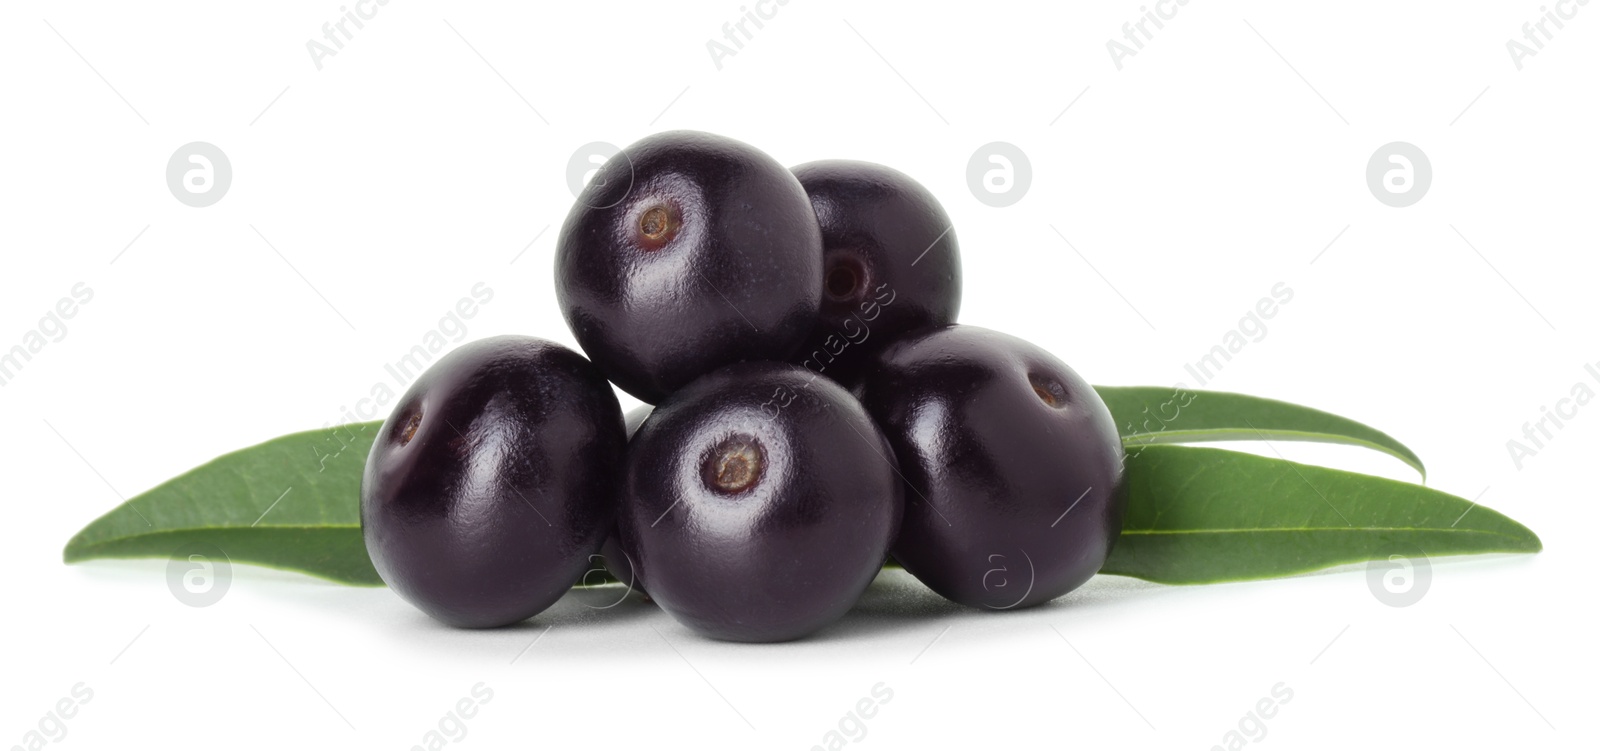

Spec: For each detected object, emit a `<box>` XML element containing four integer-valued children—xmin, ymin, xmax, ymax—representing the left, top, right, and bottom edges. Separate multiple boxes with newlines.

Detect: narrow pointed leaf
<box><xmin>1096</xmin><ymin>385</ymin><xmax>1425</xmax><ymax>477</ymax></box>
<box><xmin>64</xmin><ymin>424</ymin><xmax>1537</xmax><ymax>590</ymax></box>
<box><xmin>63</xmin><ymin>422</ymin><xmax>385</xmax><ymax>585</ymax></box>
<box><xmin>1102</xmin><ymin>445</ymin><xmax>1540</xmax><ymax>584</ymax></box>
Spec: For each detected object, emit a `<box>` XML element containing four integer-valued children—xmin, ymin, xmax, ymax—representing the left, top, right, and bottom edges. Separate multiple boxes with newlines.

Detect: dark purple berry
<box><xmin>619</xmin><ymin>362</ymin><xmax>902</xmax><ymax>641</ymax></box>
<box><xmin>789</xmin><ymin>160</ymin><xmax>960</xmax><ymax>385</ymax></box>
<box><xmin>556</xmin><ymin>131</ymin><xmax>823</xmax><ymax>403</ymax></box>
<box><xmin>361</xmin><ymin>336</ymin><xmax>625</xmax><ymax>628</ymax></box>
<box><xmin>860</xmin><ymin>325</ymin><xmax>1126</xmax><ymax>610</ymax></box>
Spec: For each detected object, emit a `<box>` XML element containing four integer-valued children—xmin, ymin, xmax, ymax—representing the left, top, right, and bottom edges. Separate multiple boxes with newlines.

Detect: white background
<box><xmin>1</xmin><ymin>1</ymin><xmax>1594</xmax><ymax>749</ymax></box>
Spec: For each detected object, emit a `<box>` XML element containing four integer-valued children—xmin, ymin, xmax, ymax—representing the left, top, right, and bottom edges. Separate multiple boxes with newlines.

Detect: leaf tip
<box><xmin>1522</xmin><ymin>529</ymin><xmax>1543</xmax><ymax>553</ymax></box>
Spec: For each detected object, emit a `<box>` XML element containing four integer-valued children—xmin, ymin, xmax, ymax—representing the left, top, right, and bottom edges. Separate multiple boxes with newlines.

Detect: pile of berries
<box><xmin>360</xmin><ymin>131</ymin><xmax>1126</xmax><ymax>642</ymax></box>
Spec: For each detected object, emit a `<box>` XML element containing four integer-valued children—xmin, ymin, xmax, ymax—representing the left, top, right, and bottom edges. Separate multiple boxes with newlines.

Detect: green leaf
<box><xmin>64</xmin><ymin>418</ymin><xmax>1536</xmax><ymax>591</ymax></box>
<box><xmin>63</xmin><ymin>421</ymin><xmax>386</xmax><ymax>585</ymax></box>
<box><xmin>1095</xmin><ymin>386</ymin><xmax>1426</xmax><ymax>477</ymax></box>
<box><xmin>1102</xmin><ymin>445</ymin><xmax>1540</xmax><ymax>584</ymax></box>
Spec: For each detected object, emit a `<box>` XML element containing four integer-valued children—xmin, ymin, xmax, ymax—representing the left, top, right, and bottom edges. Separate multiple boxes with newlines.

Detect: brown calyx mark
<box><xmin>703</xmin><ymin>434</ymin><xmax>765</xmax><ymax>495</ymax></box>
